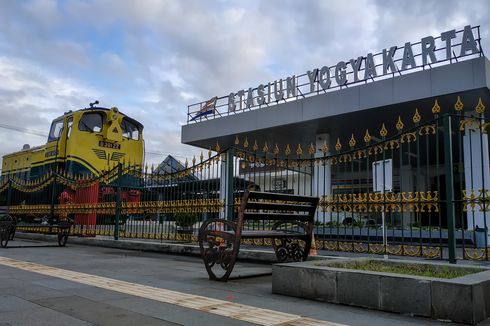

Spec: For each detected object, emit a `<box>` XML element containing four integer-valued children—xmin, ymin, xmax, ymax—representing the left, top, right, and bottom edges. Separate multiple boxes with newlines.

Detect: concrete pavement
<box><xmin>0</xmin><ymin>238</ymin><xmax>470</xmax><ymax>325</ymax></box>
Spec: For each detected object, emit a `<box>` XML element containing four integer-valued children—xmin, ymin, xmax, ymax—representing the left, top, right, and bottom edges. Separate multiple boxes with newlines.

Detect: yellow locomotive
<box><xmin>1</xmin><ymin>102</ymin><xmax>144</xmax><ymax>179</ymax></box>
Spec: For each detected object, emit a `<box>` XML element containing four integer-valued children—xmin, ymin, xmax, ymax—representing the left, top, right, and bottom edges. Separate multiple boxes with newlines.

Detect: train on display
<box><xmin>1</xmin><ymin>102</ymin><xmax>144</xmax><ymax>180</ymax></box>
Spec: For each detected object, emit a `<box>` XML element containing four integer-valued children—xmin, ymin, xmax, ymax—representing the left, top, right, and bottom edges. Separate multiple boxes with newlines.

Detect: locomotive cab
<box><xmin>1</xmin><ymin>104</ymin><xmax>144</xmax><ymax>180</ymax></box>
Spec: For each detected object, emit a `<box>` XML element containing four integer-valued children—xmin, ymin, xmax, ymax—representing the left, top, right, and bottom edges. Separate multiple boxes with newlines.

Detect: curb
<box><xmin>13</xmin><ymin>232</ymin><xmax>334</xmax><ymax>263</ymax></box>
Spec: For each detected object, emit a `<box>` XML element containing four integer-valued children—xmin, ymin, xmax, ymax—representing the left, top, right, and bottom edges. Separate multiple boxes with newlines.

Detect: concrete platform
<box><xmin>0</xmin><ymin>238</ymin><xmax>464</xmax><ymax>325</ymax></box>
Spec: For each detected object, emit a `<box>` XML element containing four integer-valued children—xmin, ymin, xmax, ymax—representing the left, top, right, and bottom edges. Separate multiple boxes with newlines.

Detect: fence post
<box><xmin>225</xmin><ymin>148</ymin><xmax>235</xmax><ymax>220</ymax></box>
<box><xmin>443</xmin><ymin>114</ymin><xmax>457</xmax><ymax>263</ymax></box>
<box><xmin>50</xmin><ymin>172</ymin><xmax>57</xmax><ymax>223</ymax></box>
<box><xmin>6</xmin><ymin>179</ymin><xmax>12</xmax><ymax>208</ymax></box>
<box><xmin>114</xmin><ymin>163</ymin><xmax>122</xmax><ymax>240</ymax></box>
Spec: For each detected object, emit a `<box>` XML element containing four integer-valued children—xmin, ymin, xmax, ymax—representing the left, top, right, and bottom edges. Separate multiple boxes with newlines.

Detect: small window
<box><xmin>67</xmin><ymin>117</ymin><xmax>73</xmax><ymax>138</ymax></box>
<box><xmin>121</xmin><ymin>118</ymin><xmax>139</xmax><ymax>140</ymax></box>
<box><xmin>48</xmin><ymin>118</ymin><xmax>64</xmax><ymax>142</ymax></box>
<box><xmin>79</xmin><ymin>112</ymin><xmax>103</xmax><ymax>133</ymax></box>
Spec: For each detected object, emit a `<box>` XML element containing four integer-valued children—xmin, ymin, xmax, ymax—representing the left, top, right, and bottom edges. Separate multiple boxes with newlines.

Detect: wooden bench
<box><xmin>14</xmin><ymin>219</ymin><xmax>73</xmax><ymax>247</ymax></box>
<box><xmin>198</xmin><ymin>191</ymin><xmax>319</xmax><ymax>281</ymax></box>
<box><xmin>0</xmin><ymin>207</ymin><xmax>72</xmax><ymax>248</ymax></box>
<box><xmin>0</xmin><ymin>206</ymin><xmax>16</xmax><ymax>248</ymax></box>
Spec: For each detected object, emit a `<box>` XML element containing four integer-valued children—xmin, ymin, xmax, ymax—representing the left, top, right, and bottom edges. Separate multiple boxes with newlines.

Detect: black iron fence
<box><xmin>2</xmin><ymin>96</ymin><xmax>490</xmax><ymax>262</ymax></box>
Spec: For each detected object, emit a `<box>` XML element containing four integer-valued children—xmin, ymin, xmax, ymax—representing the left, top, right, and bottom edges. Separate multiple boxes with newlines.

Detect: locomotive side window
<box><xmin>48</xmin><ymin>118</ymin><xmax>64</xmax><ymax>142</ymax></box>
<box><xmin>121</xmin><ymin>118</ymin><xmax>139</xmax><ymax>140</ymax></box>
<box><xmin>79</xmin><ymin>112</ymin><xmax>103</xmax><ymax>133</ymax></box>
<box><xmin>66</xmin><ymin>117</ymin><xmax>73</xmax><ymax>138</ymax></box>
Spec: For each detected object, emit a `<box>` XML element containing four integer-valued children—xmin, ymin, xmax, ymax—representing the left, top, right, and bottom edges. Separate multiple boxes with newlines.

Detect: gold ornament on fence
<box><xmin>215</xmin><ymin>141</ymin><xmax>221</xmax><ymax>152</ymax></box>
<box><xmin>335</xmin><ymin>138</ymin><xmax>342</xmax><ymax>151</ymax></box>
<box><xmin>308</xmin><ymin>143</ymin><xmax>315</xmax><ymax>155</ymax></box>
<box><xmin>364</xmin><ymin>129</ymin><xmax>371</xmax><ymax>143</ymax></box>
<box><xmin>322</xmin><ymin>141</ymin><xmax>329</xmax><ymax>154</ymax></box>
<box><xmin>296</xmin><ymin>144</ymin><xmax>303</xmax><ymax>156</ymax></box>
<box><xmin>432</xmin><ymin>99</ymin><xmax>441</xmax><ymax>115</ymax></box>
<box><xmin>234</xmin><ymin>135</ymin><xmax>239</xmax><ymax>145</ymax></box>
<box><xmin>476</xmin><ymin>97</ymin><xmax>485</xmax><ymax>114</ymax></box>
<box><xmin>243</xmin><ymin>137</ymin><xmax>249</xmax><ymax>148</ymax></box>
<box><xmin>396</xmin><ymin>116</ymin><xmax>404</xmax><ymax>131</ymax></box>
<box><xmin>273</xmin><ymin>143</ymin><xmax>280</xmax><ymax>155</ymax></box>
<box><xmin>455</xmin><ymin>96</ymin><xmax>464</xmax><ymax>112</ymax></box>
<box><xmin>253</xmin><ymin>140</ymin><xmax>259</xmax><ymax>152</ymax></box>
<box><xmin>263</xmin><ymin>141</ymin><xmax>269</xmax><ymax>153</ymax></box>
<box><xmin>349</xmin><ymin>134</ymin><xmax>356</xmax><ymax>147</ymax></box>
<box><xmin>380</xmin><ymin>123</ymin><xmax>388</xmax><ymax>137</ymax></box>
<box><xmin>285</xmin><ymin>144</ymin><xmax>291</xmax><ymax>156</ymax></box>
<box><xmin>413</xmin><ymin>108</ymin><xmax>421</xmax><ymax>124</ymax></box>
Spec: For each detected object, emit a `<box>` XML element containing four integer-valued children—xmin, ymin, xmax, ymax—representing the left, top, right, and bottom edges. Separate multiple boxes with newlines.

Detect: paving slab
<box><xmin>33</xmin><ymin>295</ymin><xmax>180</xmax><ymax>326</ymax></box>
<box><xmin>0</xmin><ymin>240</ymin><xmax>462</xmax><ymax>326</ymax></box>
<box><xmin>0</xmin><ymin>307</ymin><xmax>94</xmax><ymax>326</ymax></box>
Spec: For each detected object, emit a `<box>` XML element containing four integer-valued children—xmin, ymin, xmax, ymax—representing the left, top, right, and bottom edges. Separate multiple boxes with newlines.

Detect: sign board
<box><xmin>372</xmin><ymin>159</ymin><xmax>393</xmax><ymax>193</ymax></box>
<box><xmin>189</xmin><ymin>25</ymin><xmax>482</xmax><ymax>121</ymax></box>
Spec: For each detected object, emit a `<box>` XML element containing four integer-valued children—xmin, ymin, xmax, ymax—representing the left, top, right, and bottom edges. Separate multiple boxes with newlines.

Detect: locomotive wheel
<box><xmin>198</xmin><ymin>218</ymin><xmax>239</xmax><ymax>281</ymax></box>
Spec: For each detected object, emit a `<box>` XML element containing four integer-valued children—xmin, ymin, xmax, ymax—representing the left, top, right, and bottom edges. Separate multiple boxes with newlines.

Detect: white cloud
<box><xmin>1</xmin><ymin>0</ymin><xmax>490</xmax><ymax>169</ymax></box>
<box><xmin>0</xmin><ymin>56</ymin><xmax>101</xmax><ymax>160</ymax></box>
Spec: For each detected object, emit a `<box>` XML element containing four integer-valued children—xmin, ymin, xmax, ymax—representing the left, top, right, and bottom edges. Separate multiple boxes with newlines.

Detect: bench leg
<box><xmin>0</xmin><ymin>228</ymin><xmax>9</xmax><ymax>248</ymax></box>
<box><xmin>198</xmin><ymin>219</ymin><xmax>240</xmax><ymax>282</ymax></box>
<box><xmin>57</xmin><ymin>229</ymin><xmax>69</xmax><ymax>247</ymax></box>
<box><xmin>272</xmin><ymin>221</ymin><xmax>311</xmax><ymax>262</ymax></box>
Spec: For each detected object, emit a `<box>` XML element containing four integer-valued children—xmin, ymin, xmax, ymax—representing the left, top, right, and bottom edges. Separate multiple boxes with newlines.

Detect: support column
<box><xmin>444</xmin><ymin>115</ymin><xmax>457</xmax><ymax>263</ymax></box>
<box><xmin>464</xmin><ymin>122</ymin><xmax>490</xmax><ymax>236</ymax></box>
<box><xmin>312</xmin><ymin>133</ymin><xmax>331</xmax><ymax>222</ymax></box>
<box><xmin>219</xmin><ymin>149</ymin><xmax>235</xmax><ymax>220</ymax></box>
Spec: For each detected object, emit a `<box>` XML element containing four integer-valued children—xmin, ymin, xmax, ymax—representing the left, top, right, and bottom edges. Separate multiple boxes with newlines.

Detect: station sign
<box><xmin>189</xmin><ymin>25</ymin><xmax>482</xmax><ymax>121</ymax></box>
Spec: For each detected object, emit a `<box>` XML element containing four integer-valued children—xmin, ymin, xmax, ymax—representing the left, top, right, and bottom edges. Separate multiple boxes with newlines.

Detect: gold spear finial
<box><xmin>380</xmin><ymin>123</ymin><xmax>388</xmax><ymax>137</ymax></box>
<box><xmin>285</xmin><ymin>144</ymin><xmax>291</xmax><ymax>156</ymax></box>
<box><xmin>396</xmin><ymin>116</ymin><xmax>404</xmax><ymax>131</ymax></box>
<box><xmin>273</xmin><ymin>143</ymin><xmax>280</xmax><ymax>155</ymax></box>
<box><xmin>335</xmin><ymin>138</ymin><xmax>341</xmax><ymax>151</ymax></box>
<box><xmin>253</xmin><ymin>140</ymin><xmax>259</xmax><ymax>152</ymax></box>
<box><xmin>454</xmin><ymin>96</ymin><xmax>464</xmax><ymax>112</ymax></box>
<box><xmin>322</xmin><ymin>140</ymin><xmax>329</xmax><ymax>154</ymax></box>
<box><xmin>432</xmin><ymin>99</ymin><xmax>441</xmax><ymax>115</ymax></box>
<box><xmin>234</xmin><ymin>135</ymin><xmax>240</xmax><ymax>145</ymax></box>
<box><xmin>263</xmin><ymin>141</ymin><xmax>269</xmax><ymax>153</ymax></box>
<box><xmin>476</xmin><ymin>97</ymin><xmax>486</xmax><ymax>114</ymax></box>
<box><xmin>296</xmin><ymin>144</ymin><xmax>303</xmax><ymax>156</ymax></box>
<box><xmin>349</xmin><ymin>134</ymin><xmax>356</xmax><ymax>147</ymax></box>
<box><xmin>413</xmin><ymin>108</ymin><xmax>421</xmax><ymax>124</ymax></box>
<box><xmin>308</xmin><ymin>143</ymin><xmax>315</xmax><ymax>155</ymax></box>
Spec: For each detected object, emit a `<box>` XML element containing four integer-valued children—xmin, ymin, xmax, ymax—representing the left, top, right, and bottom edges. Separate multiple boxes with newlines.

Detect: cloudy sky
<box><xmin>0</xmin><ymin>0</ymin><xmax>489</xmax><ymax>167</ymax></box>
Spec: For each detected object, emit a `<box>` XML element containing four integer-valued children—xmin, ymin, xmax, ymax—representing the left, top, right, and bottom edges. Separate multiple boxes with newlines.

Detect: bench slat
<box><xmin>247</xmin><ymin>191</ymin><xmax>319</xmax><ymax>204</ymax></box>
<box><xmin>243</xmin><ymin>212</ymin><xmax>312</xmax><ymax>221</ymax></box>
<box><xmin>210</xmin><ymin>230</ymin><xmax>308</xmax><ymax>239</ymax></box>
<box><xmin>245</xmin><ymin>201</ymin><xmax>316</xmax><ymax>212</ymax></box>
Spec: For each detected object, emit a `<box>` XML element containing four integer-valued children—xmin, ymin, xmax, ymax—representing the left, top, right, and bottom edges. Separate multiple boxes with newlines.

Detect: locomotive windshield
<box><xmin>48</xmin><ymin>118</ymin><xmax>64</xmax><ymax>142</ymax></box>
<box><xmin>121</xmin><ymin>118</ymin><xmax>139</xmax><ymax>140</ymax></box>
<box><xmin>79</xmin><ymin>112</ymin><xmax>104</xmax><ymax>133</ymax></box>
